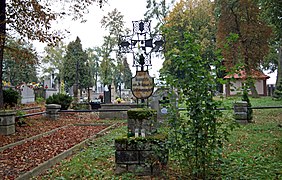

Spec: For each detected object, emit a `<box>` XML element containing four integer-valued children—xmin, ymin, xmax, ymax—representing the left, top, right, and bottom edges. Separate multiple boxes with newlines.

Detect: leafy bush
<box><xmin>273</xmin><ymin>79</ymin><xmax>282</xmax><ymax>100</ymax></box>
<box><xmin>3</xmin><ymin>88</ymin><xmax>20</xmax><ymax>107</ymax></box>
<box><xmin>35</xmin><ymin>97</ymin><xmax>45</xmax><ymax>104</ymax></box>
<box><xmin>46</xmin><ymin>93</ymin><xmax>72</xmax><ymax>110</ymax></box>
<box><xmin>242</xmin><ymin>90</ymin><xmax>253</xmax><ymax>122</ymax></box>
<box><xmin>162</xmin><ymin>33</ymin><xmax>233</xmax><ymax>178</ymax></box>
<box><xmin>15</xmin><ymin>110</ymin><xmax>28</xmax><ymax>126</ymax></box>
<box><xmin>72</xmin><ymin>103</ymin><xmax>89</xmax><ymax>110</ymax></box>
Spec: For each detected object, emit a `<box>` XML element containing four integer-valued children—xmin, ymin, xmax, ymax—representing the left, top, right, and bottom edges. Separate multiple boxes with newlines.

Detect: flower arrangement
<box><xmin>116</xmin><ymin>97</ymin><xmax>122</xmax><ymax>103</ymax></box>
<box><xmin>2</xmin><ymin>81</ymin><xmax>11</xmax><ymax>87</ymax></box>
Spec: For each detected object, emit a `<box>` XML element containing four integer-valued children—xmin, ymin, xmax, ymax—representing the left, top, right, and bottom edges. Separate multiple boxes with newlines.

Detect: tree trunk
<box><xmin>0</xmin><ymin>0</ymin><xmax>6</xmax><ymax>108</ymax></box>
<box><xmin>73</xmin><ymin>84</ymin><xmax>78</xmax><ymax>103</ymax></box>
<box><xmin>245</xmin><ymin>68</ymin><xmax>259</xmax><ymax>98</ymax></box>
<box><xmin>276</xmin><ymin>40</ymin><xmax>282</xmax><ymax>88</ymax></box>
<box><xmin>79</xmin><ymin>87</ymin><xmax>82</xmax><ymax>100</ymax></box>
<box><xmin>87</xmin><ymin>87</ymin><xmax>90</xmax><ymax>102</ymax></box>
<box><xmin>249</xmin><ymin>82</ymin><xmax>259</xmax><ymax>98</ymax></box>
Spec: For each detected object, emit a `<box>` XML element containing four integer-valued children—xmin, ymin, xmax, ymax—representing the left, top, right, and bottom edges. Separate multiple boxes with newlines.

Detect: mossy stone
<box><xmin>127</xmin><ymin>108</ymin><xmax>157</xmax><ymax>120</ymax></box>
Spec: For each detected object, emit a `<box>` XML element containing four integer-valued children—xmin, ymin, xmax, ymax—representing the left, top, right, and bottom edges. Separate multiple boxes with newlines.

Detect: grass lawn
<box><xmin>35</xmin><ymin>97</ymin><xmax>282</xmax><ymax>179</ymax></box>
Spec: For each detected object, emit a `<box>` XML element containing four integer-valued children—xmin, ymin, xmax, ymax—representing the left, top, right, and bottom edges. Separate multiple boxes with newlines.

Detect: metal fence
<box><xmin>15</xmin><ymin>105</ymin><xmax>282</xmax><ymax>120</ymax></box>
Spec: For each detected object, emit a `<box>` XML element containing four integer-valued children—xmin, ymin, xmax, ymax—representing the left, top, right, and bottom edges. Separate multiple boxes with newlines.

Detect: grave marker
<box><xmin>115</xmin><ymin>20</ymin><xmax>167</xmax><ymax>176</ymax></box>
<box><xmin>119</xmin><ymin>19</ymin><xmax>164</xmax><ymax>104</ymax></box>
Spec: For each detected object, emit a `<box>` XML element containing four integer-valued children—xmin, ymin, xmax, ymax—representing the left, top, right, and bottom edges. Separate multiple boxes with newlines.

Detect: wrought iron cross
<box><xmin>118</xmin><ymin>20</ymin><xmax>164</xmax><ymax>71</ymax></box>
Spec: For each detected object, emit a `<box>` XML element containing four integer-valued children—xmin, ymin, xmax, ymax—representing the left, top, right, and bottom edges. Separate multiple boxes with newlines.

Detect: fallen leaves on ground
<box><xmin>0</xmin><ymin>112</ymin><xmax>101</xmax><ymax>147</ymax></box>
<box><xmin>0</xmin><ymin>125</ymin><xmax>107</xmax><ymax>179</ymax></box>
<box><xmin>0</xmin><ymin>110</ymin><xmax>112</xmax><ymax>180</ymax></box>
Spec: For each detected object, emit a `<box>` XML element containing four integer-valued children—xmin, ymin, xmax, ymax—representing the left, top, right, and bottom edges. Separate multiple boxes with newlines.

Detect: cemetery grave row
<box><xmin>0</xmin><ymin>111</ymin><xmax>122</xmax><ymax>179</ymax></box>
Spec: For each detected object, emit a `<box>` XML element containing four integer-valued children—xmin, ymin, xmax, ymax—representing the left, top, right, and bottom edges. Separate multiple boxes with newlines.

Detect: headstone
<box><xmin>233</xmin><ymin>101</ymin><xmax>248</xmax><ymax>124</ymax></box>
<box><xmin>20</xmin><ymin>83</ymin><xmax>35</xmax><ymax>104</ymax></box>
<box><xmin>44</xmin><ymin>78</ymin><xmax>59</xmax><ymax>99</ymax></box>
<box><xmin>116</xmin><ymin>19</ymin><xmax>167</xmax><ymax>176</ymax></box>
<box><xmin>104</xmin><ymin>85</ymin><xmax>111</xmax><ymax>103</ymax></box>
<box><xmin>45</xmin><ymin>89</ymin><xmax>58</xmax><ymax>99</ymax></box>
<box><xmin>104</xmin><ymin>91</ymin><xmax>111</xmax><ymax>104</ymax></box>
<box><xmin>150</xmin><ymin>87</ymin><xmax>174</xmax><ymax>120</ymax></box>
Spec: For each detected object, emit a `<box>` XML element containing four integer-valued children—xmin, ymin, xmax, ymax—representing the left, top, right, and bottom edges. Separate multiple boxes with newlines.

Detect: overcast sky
<box><xmin>35</xmin><ymin>0</ymin><xmax>276</xmax><ymax>84</ymax></box>
<box><xmin>35</xmin><ymin>0</ymin><xmax>165</xmax><ymax>77</ymax></box>
<box><xmin>61</xmin><ymin>0</ymin><xmax>149</xmax><ymax>48</ymax></box>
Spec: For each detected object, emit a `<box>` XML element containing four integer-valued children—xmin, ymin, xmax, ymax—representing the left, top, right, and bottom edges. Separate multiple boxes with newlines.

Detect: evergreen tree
<box><xmin>122</xmin><ymin>57</ymin><xmax>132</xmax><ymax>89</ymax></box>
<box><xmin>63</xmin><ymin>37</ymin><xmax>89</xmax><ymax>99</ymax></box>
<box><xmin>86</xmin><ymin>47</ymin><xmax>100</xmax><ymax>92</ymax></box>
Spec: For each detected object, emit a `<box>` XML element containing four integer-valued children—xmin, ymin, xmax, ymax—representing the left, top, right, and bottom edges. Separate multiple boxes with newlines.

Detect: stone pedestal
<box><xmin>45</xmin><ymin>104</ymin><xmax>61</xmax><ymax>120</ymax></box>
<box><xmin>115</xmin><ymin>137</ymin><xmax>168</xmax><ymax>176</ymax></box>
<box><xmin>127</xmin><ymin>108</ymin><xmax>158</xmax><ymax>137</ymax></box>
<box><xmin>99</xmin><ymin>104</ymin><xmax>137</xmax><ymax>119</ymax></box>
<box><xmin>0</xmin><ymin>111</ymin><xmax>16</xmax><ymax>135</ymax></box>
<box><xmin>233</xmin><ymin>101</ymin><xmax>248</xmax><ymax>124</ymax></box>
<box><xmin>115</xmin><ymin>108</ymin><xmax>168</xmax><ymax>176</ymax></box>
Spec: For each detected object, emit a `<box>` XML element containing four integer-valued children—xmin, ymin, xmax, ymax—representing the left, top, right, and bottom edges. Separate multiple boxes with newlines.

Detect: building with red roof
<box><xmin>223</xmin><ymin>69</ymin><xmax>270</xmax><ymax>96</ymax></box>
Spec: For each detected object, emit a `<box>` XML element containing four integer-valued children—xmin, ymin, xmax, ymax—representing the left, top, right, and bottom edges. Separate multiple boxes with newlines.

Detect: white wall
<box><xmin>224</xmin><ymin>79</ymin><xmax>265</xmax><ymax>96</ymax></box>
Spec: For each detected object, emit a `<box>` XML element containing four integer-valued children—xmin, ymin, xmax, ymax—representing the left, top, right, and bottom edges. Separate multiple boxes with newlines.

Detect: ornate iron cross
<box><xmin>118</xmin><ymin>20</ymin><xmax>164</xmax><ymax>71</ymax></box>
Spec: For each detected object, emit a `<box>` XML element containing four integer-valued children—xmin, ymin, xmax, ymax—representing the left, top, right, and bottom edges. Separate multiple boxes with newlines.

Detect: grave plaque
<box><xmin>131</xmin><ymin>71</ymin><xmax>154</xmax><ymax>99</ymax></box>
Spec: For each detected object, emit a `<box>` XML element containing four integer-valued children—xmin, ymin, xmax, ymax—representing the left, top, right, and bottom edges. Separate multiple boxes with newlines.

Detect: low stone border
<box><xmin>0</xmin><ymin>125</ymin><xmax>71</xmax><ymax>152</ymax></box>
<box><xmin>15</xmin><ymin>123</ymin><xmax>119</xmax><ymax>180</ymax></box>
<box><xmin>73</xmin><ymin>123</ymin><xmax>112</xmax><ymax>126</ymax></box>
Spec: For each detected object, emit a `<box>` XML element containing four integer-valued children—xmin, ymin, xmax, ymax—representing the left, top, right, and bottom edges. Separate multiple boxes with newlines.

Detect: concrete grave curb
<box><xmin>15</xmin><ymin>123</ymin><xmax>119</xmax><ymax>180</ymax></box>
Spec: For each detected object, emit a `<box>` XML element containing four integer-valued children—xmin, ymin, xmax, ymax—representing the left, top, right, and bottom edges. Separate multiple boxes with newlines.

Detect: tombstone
<box><xmin>104</xmin><ymin>85</ymin><xmax>111</xmax><ymax>103</ymax></box>
<box><xmin>20</xmin><ymin>83</ymin><xmax>35</xmax><ymax>104</ymax></box>
<box><xmin>150</xmin><ymin>87</ymin><xmax>177</xmax><ymax>120</ymax></box>
<box><xmin>233</xmin><ymin>101</ymin><xmax>248</xmax><ymax>124</ymax></box>
<box><xmin>68</xmin><ymin>86</ymin><xmax>74</xmax><ymax>97</ymax></box>
<box><xmin>115</xmin><ymin>20</ymin><xmax>167</xmax><ymax>176</ymax></box>
<box><xmin>44</xmin><ymin>79</ymin><xmax>59</xmax><ymax>99</ymax></box>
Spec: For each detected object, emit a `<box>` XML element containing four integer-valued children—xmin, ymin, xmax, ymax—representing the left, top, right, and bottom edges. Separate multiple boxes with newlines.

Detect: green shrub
<box><xmin>273</xmin><ymin>79</ymin><xmax>282</xmax><ymax>100</ymax></box>
<box><xmin>72</xmin><ymin>103</ymin><xmax>89</xmax><ymax>110</ymax></box>
<box><xmin>127</xmin><ymin>108</ymin><xmax>157</xmax><ymax>120</ymax></box>
<box><xmin>46</xmin><ymin>93</ymin><xmax>72</xmax><ymax>110</ymax></box>
<box><xmin>242</xmin><ymin>90</ymin><xmax>253</xmax><ymax>121</ymax></box>
<box><xmin>35</xmin><ymin>97</ymin><xmax>45</xmax><ymax>104</ymax></box>
<box><xmin>15</xmin><ymin>110</ymin><xmax>28</xmax><ymax>126</ymax></box>
<box><xmin>3</xmin><ymin>88</ymin><xmax>20</xmax><ymax>107</ymax></box>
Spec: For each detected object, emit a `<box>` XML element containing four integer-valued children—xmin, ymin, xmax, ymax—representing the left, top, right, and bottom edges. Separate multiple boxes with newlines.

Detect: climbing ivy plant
<box><xmin>161</xmin><ymin>32</ymin><xmax>232</xmax><ymax>178</ymax></box>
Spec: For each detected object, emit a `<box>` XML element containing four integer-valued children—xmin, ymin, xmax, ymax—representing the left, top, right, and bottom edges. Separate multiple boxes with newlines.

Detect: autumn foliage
<box><xmin>216</xmin><ymin>0</ymin><xmax>272</xmax><ymax>72</ymax></box>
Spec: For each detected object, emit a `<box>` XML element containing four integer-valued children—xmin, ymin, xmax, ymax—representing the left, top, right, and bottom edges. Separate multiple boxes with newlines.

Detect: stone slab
<box><xmin>99</xmin><ymin>111</ymin><xmax>127</xmax><ymax>119</ymax></box>
<box><xmin>234</xmin><ymin>112</ymin><xmax>248</xmax><ymax>120</ymax></box>
<box><xmin>0</xmin><ymin>125</ymin><xmax>15</xmax><ymax>135</ymax></box>
<box><xmin>0</xmin><ymin>112</ymin><xmax>15</xmax><ymax>126</ymax></box>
